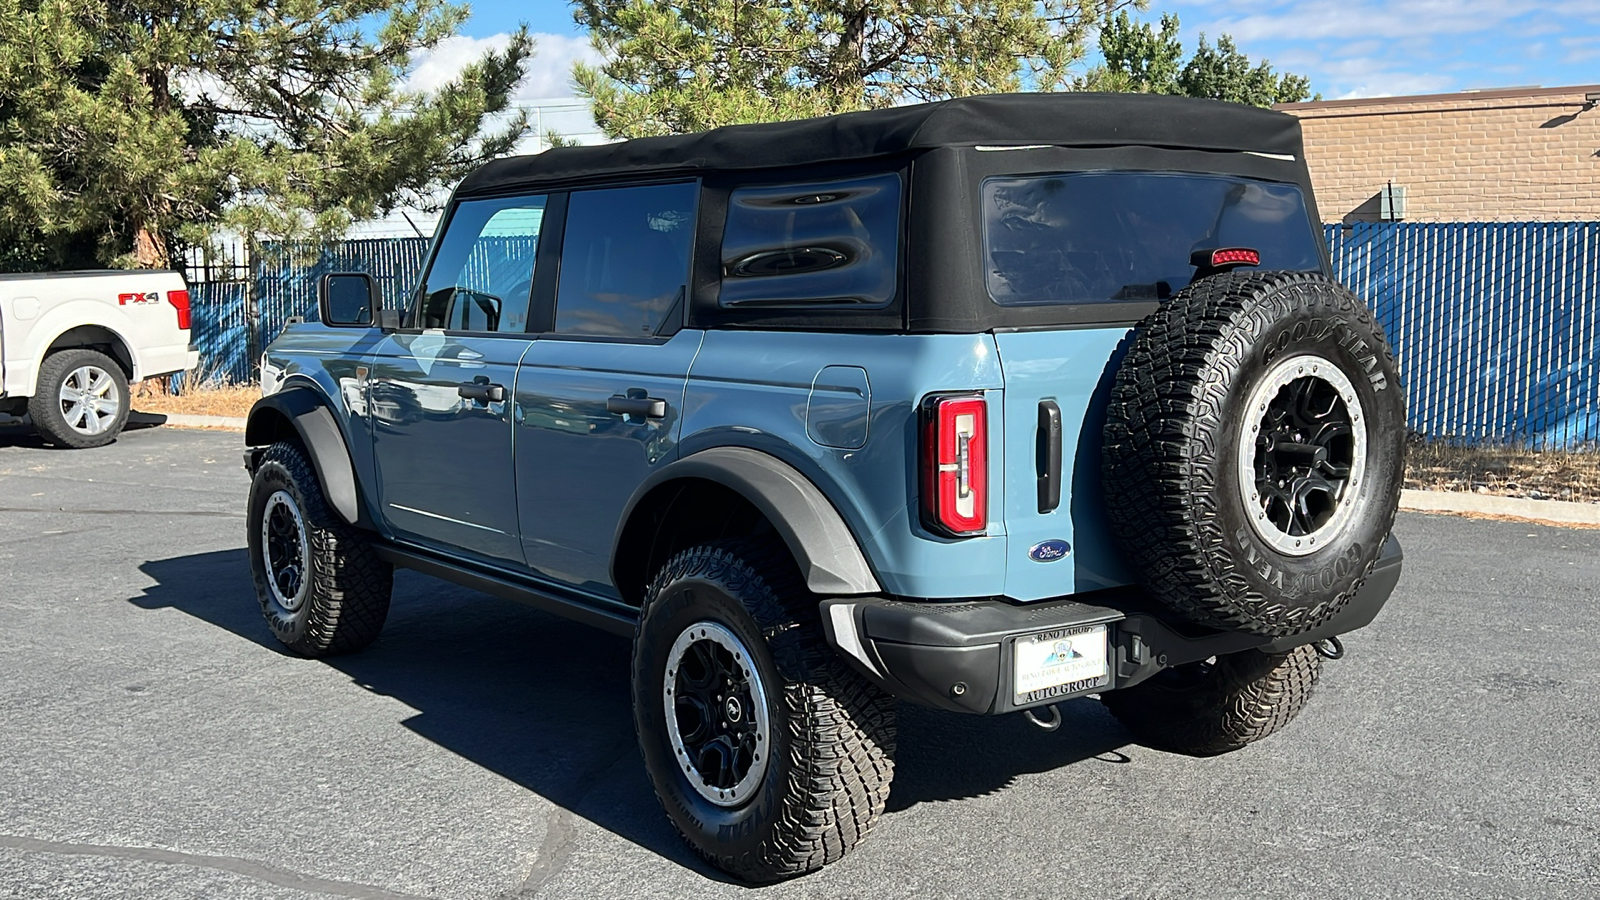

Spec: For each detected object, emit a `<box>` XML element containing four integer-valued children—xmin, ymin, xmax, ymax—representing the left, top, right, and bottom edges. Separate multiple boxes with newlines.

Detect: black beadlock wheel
<box><xmin>1102</xmin><ymin>271</ymin><xmax>1406</xmax><ymax>637</ymax></box>
<box><xmin>1101</xmin><ymin>645</ymin><xmax>1323</xmax><ymax>756</ymax></box>
<box><xmin>28</xmin><ymin>349</ymin><xmax>130</xmax><ymax>448</ymax></box>
<box><xmin>632</xmin><ymin>537</ymin><xmax>896</xmax><ymax>883</ymax></box>
<box><xmin>246</xmin><ymin>441</ymin><xmax>393</xmax><ymax>656</ymax></box>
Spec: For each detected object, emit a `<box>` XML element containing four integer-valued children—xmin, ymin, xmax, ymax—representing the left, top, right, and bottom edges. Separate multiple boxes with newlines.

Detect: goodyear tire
<box><xmin>1103</xmin><ymin>271</ymin><xmax>1405</xmax><ymax>637</ymax></box>
<box><xmin>632</xmin><ymin>537</ymin><xmax>896</xmax><ymax>883</ymax></box>
<box><xmin>246</xmin><ymin>441</ymin><xmax>392</xmax><ymax>656</ymax></box>
<box><xmin>1102</xmin><ymin>645</ymin><xmax>1322</xmax><ymax>756</ymax></box>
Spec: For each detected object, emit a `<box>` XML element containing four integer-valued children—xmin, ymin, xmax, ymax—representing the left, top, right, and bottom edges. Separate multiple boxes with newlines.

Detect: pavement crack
<box><xmin>510</xmin><ymin>746</ymin><xmax>637</xmax><ymax>899</ymax></box>
<box><xmin>0</xmin><ymin>834</ymin><xmax>437</xmax><ymax>900</ymax></box>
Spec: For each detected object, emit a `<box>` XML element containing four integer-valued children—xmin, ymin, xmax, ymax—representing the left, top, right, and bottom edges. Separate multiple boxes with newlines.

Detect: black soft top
<box><xmin>457</xmin><ymin>92</ymin><xmax>1304</xmax><ymax>194</ymax></box>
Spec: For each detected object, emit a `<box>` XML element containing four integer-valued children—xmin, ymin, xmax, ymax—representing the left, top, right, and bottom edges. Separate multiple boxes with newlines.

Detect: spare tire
<box><xmin>1102</xmin><ymin>270</ymin><xmax>1405</xmax><ymax>637</ymax></box>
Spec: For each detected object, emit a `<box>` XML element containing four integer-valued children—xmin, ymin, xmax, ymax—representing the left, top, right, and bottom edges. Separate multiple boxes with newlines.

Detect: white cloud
<box><xmin>407</xmin><ymin>31</ymin><xmax>602</xmax><ymax>103</ymax></box>
<box><xmin>1157</xmin><ymin>0</ymin><xmax>1600</xmax><ymax>100</ymax></box>
<box><xmin>406</xmin><ymin>31</ymin><xmax>606</xmax><ymax>149</ymax></box>
<box><xmin>519</xmin><ymin>32</ymin><xmax>605</xmax><ymax>102</ymax></box>
<box><xmin>1184</xmin><ymin>0</ymin><xmax>1600</xmax><ymax>42</ymax></box>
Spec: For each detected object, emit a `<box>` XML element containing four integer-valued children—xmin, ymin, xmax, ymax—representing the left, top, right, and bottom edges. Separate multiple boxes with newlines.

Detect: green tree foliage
<box><xmin>1083</xmin><ymin>11</ymin><xmax>1312</xmax><ymax>106</ymax></box>
<box><xmin>573</xmin><ymin>0</ymin><xmax>1142</xmax><ymax>139</ymax></box>
<box><xmin>0</xmin><ymin>0</ymin><xmax>534</xmax><ymax>270</ymax></box>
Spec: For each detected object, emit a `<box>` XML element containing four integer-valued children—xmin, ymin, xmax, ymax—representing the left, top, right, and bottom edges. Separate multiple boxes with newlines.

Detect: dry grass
<box><xmin>133</xmin><ymin>383</ymin><xmax>259</xmax><ymax>419</ymax></box>
<box><xmin>1405</xmin><ymin>441</ymin><xmax>1600</xmax><ymax>503</ymax></box>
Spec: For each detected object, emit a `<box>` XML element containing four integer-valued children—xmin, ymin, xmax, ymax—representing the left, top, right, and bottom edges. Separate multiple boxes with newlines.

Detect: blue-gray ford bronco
<box><xmin>243</xmin><ymin>92</ymin><xmax>1406</xmax><ymax>882</ymax></box>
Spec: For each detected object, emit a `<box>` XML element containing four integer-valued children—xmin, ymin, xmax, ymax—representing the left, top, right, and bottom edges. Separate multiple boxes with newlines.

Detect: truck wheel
<box><xmin>28</xmin><ymin>349</ymin><xmax>130</xmax><ymax>448</ymax></box>
<box><xmin>1102</xmin><ymin>270</ymin><xmax>1406</xmax><ymax>637</ymax></box>
<box><xmin>246</xmin><ymin>441</ymin><xmax>392</xmax><ymax>656</ymax></box>
<box><xmin>1101</xmin><ymin>645</ymin><xmax>1321</xmax><ymax>756</ymax></box>
<box><xmin>632</xmin><ymin>537</ymin><xmax>896</xmax><ymax>882</ymax></box>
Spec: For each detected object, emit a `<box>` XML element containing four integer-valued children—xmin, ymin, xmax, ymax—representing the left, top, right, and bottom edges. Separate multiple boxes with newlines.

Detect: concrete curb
<box><xmin>1400</xmin><ymin>488</ymin><xmax>1600</xmax><ymax>527</ymax></box>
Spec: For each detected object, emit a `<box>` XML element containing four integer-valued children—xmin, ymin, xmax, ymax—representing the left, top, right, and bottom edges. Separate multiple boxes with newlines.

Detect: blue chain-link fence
<box><xmin>189</xmin><ymin>223</ymin><xmax>1600</xmax><ymax>448</ymax></box>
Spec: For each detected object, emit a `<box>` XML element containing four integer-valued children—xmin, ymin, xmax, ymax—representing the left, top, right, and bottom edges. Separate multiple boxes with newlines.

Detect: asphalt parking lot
<box><xmin>1</xmin><ymin>424</ymin><xmax>1597</xmax><ymax>899</ymax></box>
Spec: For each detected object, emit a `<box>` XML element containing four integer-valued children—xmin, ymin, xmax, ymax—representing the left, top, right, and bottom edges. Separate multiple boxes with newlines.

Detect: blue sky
<box><xmin>428</xmin><ymin>0</ymin><xmax>1600</xmax><ymax>143</ymax></box>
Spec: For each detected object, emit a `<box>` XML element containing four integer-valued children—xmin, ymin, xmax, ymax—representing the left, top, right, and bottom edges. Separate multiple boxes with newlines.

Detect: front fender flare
<box><xmin>245</xmin><ymin>387</ymin><xmax>363</xmax><ymax>527</ymax></box>
<box><xmin>615</xmin><ymin>447</ymin><xmax>882</xmax><ymax>596</ymax></box>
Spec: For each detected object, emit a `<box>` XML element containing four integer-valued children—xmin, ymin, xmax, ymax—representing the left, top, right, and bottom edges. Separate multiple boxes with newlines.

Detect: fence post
<box><xmin>246</xmin><ymin>238</ymin><xmax>261</xmax><ymax>381</ymax></box>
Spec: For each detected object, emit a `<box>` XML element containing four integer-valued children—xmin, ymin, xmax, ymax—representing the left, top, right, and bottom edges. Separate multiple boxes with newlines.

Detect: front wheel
<box><xmin>1100</xmin><ymin>645</ymin><xmax>1322</xmax><ymax>756</ymax></box>
<box><xmin>246</xmin><ymin>441</ymin><xmax>392</xmax><ymax>656</ymax></box>
<box><xmin>632</xmin><ymin>538</ymin><xmax>896</xmax><ymax>882</ymax></box>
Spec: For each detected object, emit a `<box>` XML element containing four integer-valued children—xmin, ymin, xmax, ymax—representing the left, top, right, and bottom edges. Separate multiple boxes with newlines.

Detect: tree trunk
<box><xmin>134</xmin><ymin>226</ymin><xmax>169</xmax><ymax>269</ymax></box>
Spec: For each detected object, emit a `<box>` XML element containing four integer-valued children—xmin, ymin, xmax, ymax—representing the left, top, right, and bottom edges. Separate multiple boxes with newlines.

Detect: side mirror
<box><xmin>318</xmin><ymin>273</ymin><xmax>378</xmax><ymax>327</ymax></box>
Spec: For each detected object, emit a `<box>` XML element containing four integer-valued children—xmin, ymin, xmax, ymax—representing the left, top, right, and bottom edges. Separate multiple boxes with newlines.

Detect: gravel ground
<box><xmin>1</xmin><ymin>423</ymin><xmax>1596</xmax><ymax>900</ymax></box>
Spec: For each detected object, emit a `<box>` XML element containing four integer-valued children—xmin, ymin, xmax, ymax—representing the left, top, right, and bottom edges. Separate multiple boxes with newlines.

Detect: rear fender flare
<box><xmin>245</xmin><ymin>387</ymin><xmax>363</xmax><ymax>527</ymax></box>
<box><xmin>615</xmin><ymin>447</ymin><xmax>881</xmax><ymax>596</ymax></box>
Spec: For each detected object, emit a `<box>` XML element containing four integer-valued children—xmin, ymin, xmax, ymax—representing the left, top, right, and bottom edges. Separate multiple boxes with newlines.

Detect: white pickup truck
<box><xmin>0</xmin><ymin>270</ymin><xmax>198</xmax><ymax>448</ymax></box>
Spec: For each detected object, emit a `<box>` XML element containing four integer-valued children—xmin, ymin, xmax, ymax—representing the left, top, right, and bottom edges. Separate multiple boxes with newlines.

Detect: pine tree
<box><xmin>1082</xmin><ymin>11</ymin><xmax>1313</xmax><ymax>106</ymax></box>
<box><xmin>0</xmin><ymin>0</ymin><xmax>535</xmax><ymax>270</ymax></box>
<box><xmin>573</xmin><ymin>0</ymin><xmax>1142</xmax><ymax>139</ymax></box>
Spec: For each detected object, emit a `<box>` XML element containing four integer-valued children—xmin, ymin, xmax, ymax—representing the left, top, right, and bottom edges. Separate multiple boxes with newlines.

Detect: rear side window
<box><xmin>419</xmin><ymin>194</ymin><xmax>546</xmax><ymax>332</ymax></box>
<box><xmin>719</xmin><ymin>173</ymin><xmax>900</xmax><ymax>308</ymax></box>
<box><xmin>555</xmin><ymin>182</ymin><xmax>697</xmax><ymax>338</ymax></box>
<box><xmin>982</xmin><ymin>172</ymin><xmax>1323</xmax><ymax>306</ymax></box>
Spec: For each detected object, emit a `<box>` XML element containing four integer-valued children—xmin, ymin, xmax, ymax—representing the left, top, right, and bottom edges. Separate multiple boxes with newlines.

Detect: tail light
<box><xmin>921</xmin><ymin>394</ymin><xmax>988</xmax><ymax>536</ymax></box>
<box><xmin>167</xmin><ymin>289</ymin><xmax>192</xmax><ymax>330</ymax></box>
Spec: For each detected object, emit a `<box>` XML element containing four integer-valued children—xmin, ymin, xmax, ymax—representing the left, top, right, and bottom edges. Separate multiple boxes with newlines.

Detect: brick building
<box><xmin>1277</xmin><ymin>85</ymin><xmax>1600</xmax><ymax>223</ymax></box>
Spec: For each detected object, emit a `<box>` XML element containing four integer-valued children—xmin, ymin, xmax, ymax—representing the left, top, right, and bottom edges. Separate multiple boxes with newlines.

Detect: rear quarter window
<box><xmin>719</xmin><ymin>173</ymin><xmax>900</xmax><ymax>309</ymax></box>
<box><xmin>982</xmin><ymin>172</ymin><xmax>1323</xmax><ymax>306</ymax></box>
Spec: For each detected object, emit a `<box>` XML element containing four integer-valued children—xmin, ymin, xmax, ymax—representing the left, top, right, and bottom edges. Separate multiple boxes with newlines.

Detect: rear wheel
<box><xmin>246</xmin><ymin>441</ymin><xmax>392</xmax><ymax>656</ymax></box>
<box><xmin>1101</xmin><ymin>645</ymin><xmax>1322</xmax><ymax>756</ymax></box>
<box><xmin>632</xmin><ymin>537</ymin><xmax>896</xmax><ymax>882</ymax></box>
<box><xmin>29</xmin><ymin>349</ymin><xmax>130</xmax><ymax>448</ymax></box>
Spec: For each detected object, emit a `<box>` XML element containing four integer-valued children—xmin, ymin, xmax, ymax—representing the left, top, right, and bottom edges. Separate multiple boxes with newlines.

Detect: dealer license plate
<box><xmin>1013</xmin><ymin>624</ymin><xmax>1110</xmax><ymax>706</ymax></box>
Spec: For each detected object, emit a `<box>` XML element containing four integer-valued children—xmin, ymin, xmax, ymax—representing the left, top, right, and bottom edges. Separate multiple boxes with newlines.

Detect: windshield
<box><xmin>982</xmin><ymin>172</ymin><xmax>1323</xmax><ymax>306</ymax></box>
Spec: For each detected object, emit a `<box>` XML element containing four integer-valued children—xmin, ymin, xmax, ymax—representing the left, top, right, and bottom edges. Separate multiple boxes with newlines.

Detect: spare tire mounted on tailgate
<box><xmin>1103</xmin><ymin>270</ymin><xmax>1406</xmax><ymax>637</ymax></box>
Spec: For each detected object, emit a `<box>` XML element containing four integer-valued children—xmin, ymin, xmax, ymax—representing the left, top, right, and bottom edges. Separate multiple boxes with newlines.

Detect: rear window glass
<box><xmin>719</xmin><ymin>173</ymin><xmax>900</xmax><ymax>308</ymax></box>
<box><xmin>982</xmin><ymin>172</ymin><xmax>1323</xmax><ymax>306</ymax></box>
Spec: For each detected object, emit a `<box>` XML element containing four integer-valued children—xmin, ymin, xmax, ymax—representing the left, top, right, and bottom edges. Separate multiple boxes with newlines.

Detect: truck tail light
<box><xmin>167</xmin><ymin>290</ymin><xmax>192</xmax><ymax>330</ymax></box>
<box><xmin>921</xmin><ymin>394</ymin><xmax>988</xmax><ymax>536</ymax></box>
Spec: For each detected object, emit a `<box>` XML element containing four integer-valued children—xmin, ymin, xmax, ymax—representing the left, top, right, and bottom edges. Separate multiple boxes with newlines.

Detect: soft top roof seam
<box><xmin>456</xmin><ymin>93</ymin><xmax>1304</xmax><ymax>196</ymax></box>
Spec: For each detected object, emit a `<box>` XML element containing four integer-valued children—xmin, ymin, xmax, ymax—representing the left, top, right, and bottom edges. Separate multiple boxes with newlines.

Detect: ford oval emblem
<box><xmin>1029</xmin><ymin>540</ymin><xmax>1071</xmax><ymax>562</ymax></box>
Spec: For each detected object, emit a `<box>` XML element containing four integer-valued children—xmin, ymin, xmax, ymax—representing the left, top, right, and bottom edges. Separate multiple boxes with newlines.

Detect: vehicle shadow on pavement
<box><xmin>132</xmin><ymin>549</ymin><xmax>1138</xmax><ymax>876</ymax></box>
<box><xmin>0</xmin><ymin>414</ymin><xmax>166</xmax><ymax>449</ymax></box>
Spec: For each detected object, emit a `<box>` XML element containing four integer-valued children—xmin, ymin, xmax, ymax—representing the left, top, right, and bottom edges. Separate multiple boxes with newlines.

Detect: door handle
<box><xmin>458</xmin><ymin>381</ymin><xmax>506</xmax><ymax>403</ymax></box>
<box><xmin>1037</xmin><ymin>399</ymin><xmax>1063</xmax><ymax>514</ymax></box>
<box><xmin>606</xmin><ymin>395</ymin><xmax>666</xmax><ymax>419</ymax></box>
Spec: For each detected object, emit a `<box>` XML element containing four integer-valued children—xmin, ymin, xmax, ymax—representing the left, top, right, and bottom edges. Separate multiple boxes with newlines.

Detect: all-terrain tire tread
<box><xmin>635</xmin><ymin>537</ymin><xmax>896</xmax><ymax>882</ymax></box>
<box><xmin>1102</xmin><ymin>270</ymin><xmax>1403</xmax><ymax>636</ymax></box>
<box><xmin>1101</xmin><ymin>645</ymin><xmax>1322</xmax><ymax>756</ymax></box>
<box><xmin>255</xmin><ymin>442</ymin><xmax>392</xmax><ymax>656</ymax></box>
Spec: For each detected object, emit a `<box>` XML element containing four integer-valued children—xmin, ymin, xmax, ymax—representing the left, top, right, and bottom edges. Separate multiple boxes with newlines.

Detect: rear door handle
<box><xmin>1037</xmin><ymin>399</ymin><xmax>1063</xmax><ymax>513</ymax></box>
<box><xmin>606</xmin><ymin>395</ymin><xmax>666</xmax><ymax>419</ymax></box>
<box><xmin>458</xmin><ymin>381</ymin><xmax>505</xmax><ymax>403</ymax></box>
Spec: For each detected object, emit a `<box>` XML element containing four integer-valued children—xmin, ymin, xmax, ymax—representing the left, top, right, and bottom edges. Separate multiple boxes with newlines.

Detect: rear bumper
<box><xmin>821</xmin><ymin>535</ymin><xmax>1403</xmax><ymax>715</ymax></box>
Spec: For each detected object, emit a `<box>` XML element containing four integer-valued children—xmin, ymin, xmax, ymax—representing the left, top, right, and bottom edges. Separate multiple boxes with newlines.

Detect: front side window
<box><xmin>554</xmin><ymin>182</ymin><xmax>698</xmax><ymax>338</ymax></box>
<box><xmin>418</xmin><ymin>194</ymin><xmax>547</xmax><ymax>332</ymax></box>
<box><xmin>719</xmin><ymin>173</ymin><xmax>901</xmax><ymax>308</ymax></box>
<box><xmin>982</xmin><ymin>172</ymin><xmax>1323</xmax><ymax>306</ymax></box>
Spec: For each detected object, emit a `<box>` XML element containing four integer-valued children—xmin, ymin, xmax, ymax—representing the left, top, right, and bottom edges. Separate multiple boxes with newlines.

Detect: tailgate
<box><xmin>993</xmin><ymin>328</ymin><xmax>1136</xmax><ymax>602</ymax></box>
